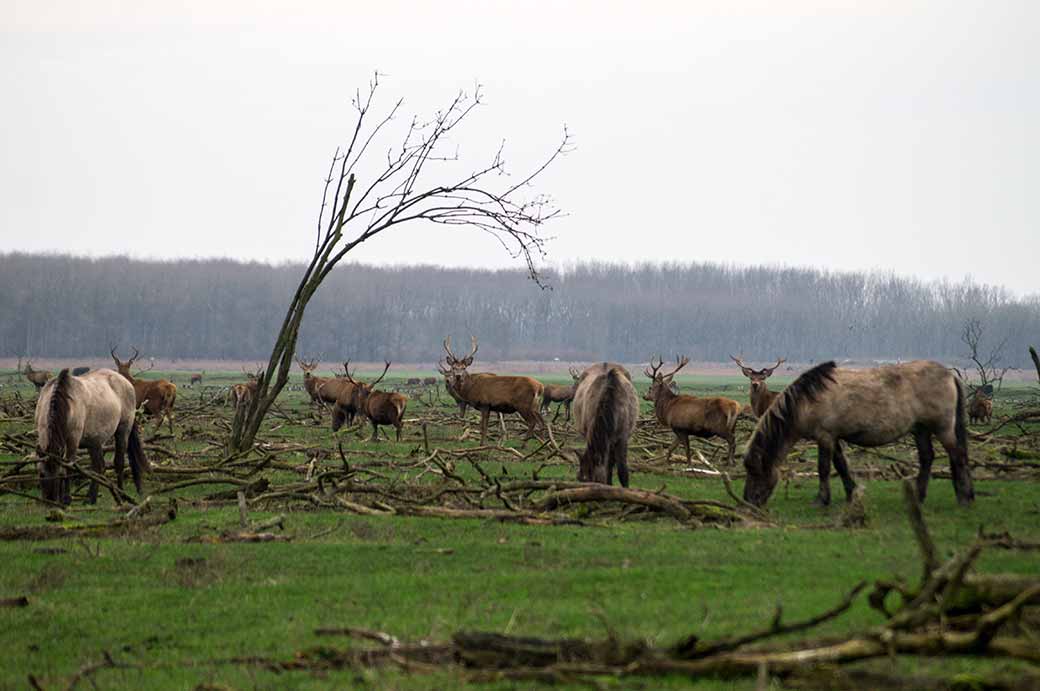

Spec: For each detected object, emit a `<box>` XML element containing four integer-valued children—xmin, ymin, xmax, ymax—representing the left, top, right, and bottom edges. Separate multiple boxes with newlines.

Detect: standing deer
<box><xmin>571</xmin><ymin>363</ymin><xmax>639</xmax><ymax>487</ymax></box>
<box><xmin>35</xmin><ymin>368</ymin><xmax>148</xmax><ymax>504</ymax></box>
<box><xmin>23</xmin><ymin>359</ymin><xmax>53</xmax><ymax>391</ymax></box>
<box><xmin>731</xmin><ymin>356</ymin><xmax>785</xmax><ymax>417</ymax></box>
<box><xmin>297</xmin><ymin>357</ymin><xmax>355</xmax><ymax>409</ymax></box>
<box><xmin>228</xmin><ymin>367</ymin><xmax>261</xmax><ymax>409</ymax></box>
<box><xmin>968</xmin><ymin>392</ymin><xmax>993</xmax><ymax>424</ymax></box>
<box><xmin>645</xmin><ymin>355</ymin><xmax>741</xmax><ymax>465</ymax></box>
<box><xmin>540</xmin><ymin>367</ymin><xmax>580</xmax><ymax>423</ymax></box>
<box><xmin>110</xmin><ymin>347</ymin><xmax>177</xmax><ymax>433</ymax></box>
<box><xmin>341</xmin><ymin>361</ymin><xmax>408</xmax><ymax>441</ymax></box>
<box><xmin>742</xmin><ymin>361</ymin><xmax>974</xmax><ymax>508</ymax></box>
<box><xmin>190</xmin><ymin>372</ymin><xmax>204</xmax><ymax>386</ymax></box>
<box><xmin>442</xmin><ymin>336</ymin><xmax>547</xmax><ymax>446</ymax></box>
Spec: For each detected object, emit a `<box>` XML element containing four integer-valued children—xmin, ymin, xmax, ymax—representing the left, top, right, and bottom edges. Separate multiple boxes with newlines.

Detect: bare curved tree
<box><xmin>229</xmin><ymin>76</ymin><xmax>571</xmax><ymax>453</ymax></box>
<box><xmin>957</xmin><ymin>317</ymin><xmax>1011</xmax><ymax>395</ymax></box>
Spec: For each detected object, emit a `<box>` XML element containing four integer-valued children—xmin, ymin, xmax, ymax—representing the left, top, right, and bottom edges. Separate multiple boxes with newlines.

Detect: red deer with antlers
<box><xmin>645</xmin><ymin>355</ymin><xmax>741</xmax><ymax>465</ymax></box>
<box><xmin>111</xmin><ymin>347</ymin><xmax>177</xmax><ymax>433</ymax></box>
<box><xmin>339</xmin><ymin>361</ymin><xmax>408</xmax><ymax>441</ymax></box>
<box><xmin>228</xmin><ymin>367</ymin><xmax>261</xmax><ymax>409</ymax></box>
<box><xmin>442</xmin><ymin>336</ymin><xmax>547</xmax><ymax>446</ymax></box>
<box><xmin>731</xmin><ymin>356</ymin><xmax>785</xmax><ymax>418</ymax></box>
<box><xmin>23</xmin><ymin>359</ymin><xmax>53</xmax><ymax>391</ymax></box>
<box><xmin>540</xmin><ymin>367</ymin><xmax>580</xmax><ymax>423</ymax></box>
<box><xmin>297</xmin><ymin>357</ymin><xmax>356</xmax><ymax>409</ymax></box>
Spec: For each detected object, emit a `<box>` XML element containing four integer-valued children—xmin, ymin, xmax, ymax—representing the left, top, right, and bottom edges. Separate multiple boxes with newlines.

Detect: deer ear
<box><xmin>669</xmin><ymin>381</ymin><xmax>679</xmax><ymax>394</ymax></box>
<box><xmin>462</xmin><ymin>357</ymin><xmax>474</xmax><ymax>367</ymax></box>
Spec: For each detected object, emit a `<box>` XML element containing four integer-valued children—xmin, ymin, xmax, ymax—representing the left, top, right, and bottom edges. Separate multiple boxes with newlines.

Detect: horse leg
<box><xmin>913</xmin><ymin>427</ymin><xmax>935</xmax><ymax>502</ymax></box>
<box><xmin>937</xmin><ymin>428</ymin><xmax>975</xmax><ymax>505</ymax></box>
<box><xmin>86</xmin><ymin>444</ymin><xmax>105</xmax><ymax>504</ymax></box>
<box><xmin>615</xmin><ymin>442</ymin><xmax>630</xmax><ymax>488</ymax></box>
<box><xmin>813</xmin><ymin>442</ymin><xmax>834</xmax><ymax>506</ymax></box>
<box><xmin>113</xmin><ymin>424</ymin><xmax>128</xmax><ymax>490</ymax></box>
<box><xmin>831</xmin><ymin>442</ymin><xmax>857</xmax><ymax>501</ymax></box>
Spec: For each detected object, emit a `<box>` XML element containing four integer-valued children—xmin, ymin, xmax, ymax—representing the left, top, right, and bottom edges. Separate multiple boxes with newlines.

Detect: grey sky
<box><xmin>2</xmin><ymin>1</ymin><xmax>1035</xmax><ymax>295</ymax></box>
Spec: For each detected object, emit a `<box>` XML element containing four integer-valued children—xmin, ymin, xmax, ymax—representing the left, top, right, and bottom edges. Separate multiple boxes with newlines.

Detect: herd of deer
<box><xmin>24</xmin><ymin>337</ymin><xmax>989</xmax><ymax>510</ymax></box>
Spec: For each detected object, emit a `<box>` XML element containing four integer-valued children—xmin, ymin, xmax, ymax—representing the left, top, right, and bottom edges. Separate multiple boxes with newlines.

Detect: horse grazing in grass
<box><xmin>571</xmin><ymin>363</ymin><xmax>640</xmax><ymax>487</ymax></box>
<box><xmin>35</xmin><ymin>369</ymin><xmax>149</xmax><ymax>504</ymax></box>
<box><xmin>742</xmin><ymin>360</ymin><xmax>974</xmax><ymax>508</ymax></box>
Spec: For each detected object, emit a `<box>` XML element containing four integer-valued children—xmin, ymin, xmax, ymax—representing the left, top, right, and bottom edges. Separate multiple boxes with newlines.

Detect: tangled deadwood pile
<box><xmin>229</xmin><ymin>480</ymin><xmax>1039</xmax><ymax>687</ymax></box>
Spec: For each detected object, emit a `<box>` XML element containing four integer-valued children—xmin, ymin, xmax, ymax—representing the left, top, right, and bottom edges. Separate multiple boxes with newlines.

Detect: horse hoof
<box><xmin>811</xmin><ymin>496</ymin><xmax>831</xmax><ymax>507</ymax></box>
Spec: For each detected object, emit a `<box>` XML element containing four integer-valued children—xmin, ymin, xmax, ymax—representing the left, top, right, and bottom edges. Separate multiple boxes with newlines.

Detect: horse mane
<box><xmin>746</xmin><ymin>361</ymin><xmax>837</xmax><ymax>472</ymax></box>
<box><xmin>45</xmin><ymin>369</ymin><xmax>73</xmax><ymax>458</ymax></box>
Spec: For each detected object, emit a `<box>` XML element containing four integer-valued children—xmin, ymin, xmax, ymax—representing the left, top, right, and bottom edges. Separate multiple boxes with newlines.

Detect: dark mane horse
<box><xmin>35</xmin><ymin>368</ymin><xmax>148</xmax><ymax>504</ymax></box>
<box><xmin>571</xmin><ymin>363</ymin><xmax>639</xmax><ymax>487</ymax></box>
<box><xmin>743</xmin><ymin>360</ymin><xmax>974</xmax><ymax>508</ymax></box>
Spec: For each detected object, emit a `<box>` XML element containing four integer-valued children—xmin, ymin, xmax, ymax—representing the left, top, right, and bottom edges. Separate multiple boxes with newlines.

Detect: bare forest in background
<box><xmin>1</xmin><ymin>252</ymin><xmax>1037</xmax><ymax>366</ymax></box>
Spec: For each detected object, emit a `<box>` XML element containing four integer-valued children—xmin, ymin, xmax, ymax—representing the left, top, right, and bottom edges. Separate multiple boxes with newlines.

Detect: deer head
<box><xmin>643</xmin><ymin>355</ymin><xmax>688</xmax><ymax>401</ymax></box>
<box><xmin>442</xmin><ymin>336</ymin><xmax>478</xmax><ymax>389</ymax></box>
<box><xmin>296</xmin><ymin>357</ymin><xmax>319</xmax><ymax>378</ymax></box>
<box><xmin>344</xmin><ymin>361</ymin><xmax>392</xmax><ymax>404</ymax></box>
<box><xmin>569</xmin><ymin>366</ymin><xmax>583</xmax><ymax>382</ymax></box>
<box><xmin>110</xmin><ymin>346</ymin><xmax>140</xmax><ymax>379</ymax></box>
<box><xmin>731</xmin><ymin>356</ymin><xmax>785</xmax><ymax>396</ymax></box>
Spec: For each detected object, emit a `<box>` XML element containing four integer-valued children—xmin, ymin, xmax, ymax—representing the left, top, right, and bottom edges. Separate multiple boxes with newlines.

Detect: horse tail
<box><xmin>44</xmin><ymin>369</ymin><xmax>74</xmax><ymax>459</ymax></box>
<box><xmin>128</xmin><ymin>421</ymin><xmax>150</xmax><ymax>473</ymax></box>
<box><xmin>954</xmin><ymin>374</ymin><xmax>967</xmax><ymax>452</ymax></box>
<box><xmin>585</xmin><ymin>366</ymin><xmax>621</xmax><ymax>483</ymax></box>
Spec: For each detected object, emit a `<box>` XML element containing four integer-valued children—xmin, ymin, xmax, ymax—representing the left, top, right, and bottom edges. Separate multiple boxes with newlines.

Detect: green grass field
<box><xmin>0</xmin><ymin>369</ymin><xmax>1038</xmax><ymax>689</ymax></box>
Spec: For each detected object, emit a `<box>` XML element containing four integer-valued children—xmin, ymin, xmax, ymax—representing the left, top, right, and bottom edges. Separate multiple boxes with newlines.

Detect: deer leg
<box><xmin>552</xmin><ymin>403</ymin><xmax>561</xmax><ymax>424</ymax></box>
<box><xmin>683</xmin><ymin>434</ymin><xmax>692</xmax><ymax>465</ymax></box>
<box><xmin>913</xmin><ymin>428</ymin><xmax>935</xmax><ymax>502</ymax></box>
<box><xmin>565</xmin><ymin>401</ymin><xmax>571</xmax><ymax>423</ymax></box>
<box><xmin>395</xmin><ymin>422</ymin><xmax>402</xmax><ymax>442</ymax></box>
<box><xmin>480</xmin><ymin>408</ymin><xmax>491</xmax><ymax>446</ymax></box>
<box><xmin>726</xmin><ymin>434</ymin><xmax>736</xmax><ymax>466</ymax></box>
<box><xmin>369</xmin><ymin>420</ymin><xmax>379</xmax><ymax>443</ymax></box>
<box><xmin>665</xmin><ymin>435</ymin><xmax>680</xmax><ymax>462</ymax></box>
<box><xmin>498</xmin><ymin>413</ymin><xmax>507</xmax><ymax>439</ymax></box>
<box><xmin>167</xmin><ymin>408</ymin><xmax>175</xmax><ymax>435</ymax></box>
<box><xmin>813</xmin><ymin>442</ymin><xmax>834</xmax><ymax>507</ymax></box>
<box><xmin>831</xmin><ymin>442</ymin><xmax>856</xmax><ymax>501</ymax></box>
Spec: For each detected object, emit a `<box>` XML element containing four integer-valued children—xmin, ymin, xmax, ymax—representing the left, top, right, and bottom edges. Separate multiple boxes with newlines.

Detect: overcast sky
<box><xmin>2</xmin><ymin>1</ymin><xmax>1035</xmax><ymax>295</ymax></box>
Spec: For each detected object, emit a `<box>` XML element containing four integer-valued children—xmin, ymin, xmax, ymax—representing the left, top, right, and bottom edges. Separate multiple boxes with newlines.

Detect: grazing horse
<box><xmin>35</xmin><ymin>369</ymin><xmax>148</xmax><ymax>504</ymax></box>
<box><xmin>742</xmin><ymin>361</ymin><xmax>974</xmax><ymax>508</ymax></box>
<box><xmin>571</xmin><ymin>363</ymin><xmax>639</xmax><ymax>487</ymax></box>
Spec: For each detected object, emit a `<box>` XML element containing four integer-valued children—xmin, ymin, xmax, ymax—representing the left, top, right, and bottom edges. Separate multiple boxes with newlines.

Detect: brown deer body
<box><xmin>968</xmin><ymin>394</ymin><xmax>993</xmax><ymax>424</ymax></box>
<box><xmin>442</xmin><ymin>337</ymin><xmax>547</xmax><ymax>446</ymax></box>
<box><xmin>340</xmin><ymin>362</ymin><xmax>407</xmax><ymax>441</ymax></box>
<box><xmin>540</xmin><ymin>367</ymin><xmax>580</xmax><ymax>423</ymax></box>
<box><xmin>24</xmin><ymin>360</ymin><xmax>53</xmax><ymax>391</ymax></box>
<box><xmin>731</xmin><ymin>356</ymin><xmax>785</xmax><ymax>417</ymax></box>
<box><xmin>190</xmin><ymin>372</ymin><xmax>204</xmax><ymax>386</ymax></box>
<box><xmin>35</xmin><ymin>368</ymin><xmax>148</xmax><ymax>504</ymax></box>
<box><xmin>111</xmin><ymin>348</ymin><xmax>177</xmax><ymax>433</ymax></box>
<box><xmin>742</xmin><ymin>361</ymin><xmax>974</xmax><ymax>508</ymax></box>
<box><xmin>571</xmin><ymin>363</ymin><xmax>639</xmax><ymax>487</ymax></box>
<box><xmin>422</xmin><ymin>376</ymin><xmax>438</xmax><ymax>387</ymax></box>
<box><xmin>645</xmin><ymin>356</ymin><xmax>741</xmax><ymax>465</ymax></box>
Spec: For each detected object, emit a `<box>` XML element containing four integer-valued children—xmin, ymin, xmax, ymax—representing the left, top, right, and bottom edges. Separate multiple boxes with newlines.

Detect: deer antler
<box><xmin>465</xmin><ymin>336</ymin><xmax>479</xmax><ymax>363</ymax></box>
<box><xmin>664</xmin><ymin>355</ymin><xmax>689</xmax><ymax>379</ymax></box>
<box><xmin>370</xmin><ymin>361</ymin><xmax>392</xmax><ymax>388</ymax></box>
<box><xmin>645</xmin><ymin>355</ymin><xmax>664</xmax><ymax>379</ymax></box>
<box><xmin>129</xmin><ymin>346</ymin><xmax>141</xmax><ymax>364</ymax></box>
<box><xmin>568</xmin><ymin>366</ymin><xmax>581</xmax><ymax>380</ymax></box>
<box><xmin>342</xmin><ymin>360</ymin><xmax>357</xmax><ymax>384</ymax></box>
<box><xmin>436</xmin><ymin>359</ymin><xmax>452</xmax><ymax>375</ymax></box>
<box><xmin>443</xmin><ymin>337</ymin><xmax>457</xmax><ymax>364</ymax></box>
<box><xmin>110</xmin><ymin>346</ymin><xmax>121</xmax><ymax>364</ymax></box>
<box><xmin>730</xmin><ymin>354</ymin><xmax>755</xmax><ymax>377</ymax></box>
<box><xmin>762</xmin><ymin>358</ymin><xmax>786</xmax><ymax>376</ymax></box>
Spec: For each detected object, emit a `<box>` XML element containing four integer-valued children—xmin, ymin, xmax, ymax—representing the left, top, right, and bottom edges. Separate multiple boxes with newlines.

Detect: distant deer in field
<box><xmin>406</xmin><ymin>377</ymin><xmax>421</xmax><ymax>386</ymax></box>
<box><xmin>968</xmin><ymin>391</ymin><xmax>993</xmax><ymax>425</ymax></box>
<box><xmin>190</xmin><ymin>372</ymin><xmax>204</xmax><ymax>386</ymax></box>
<box><xmin>340</xmin><ymin>361</ymin><xmax>408</xmax><ymax>441</ymax></box>
<box><xmin>645</xmin><ymin>355</ymin><xmax>741</xmax><ymax>465</ymax></box>
<box><xmin>111</xmin><ymin>347</ymin><xmax>177</xmax><ymax>433</ymax></box>
<box><xmin>731</xmin><ymin>356</ymin><xmax>785</xmax><ymax>417</ymax></box>
<box><xmin>23</xmin><ymin>359</ymin><xmax>53</xmax><ymax>391</ymax></box>
<box><xmin>422</xmin><ymin>376</ymin><xmax>438</xmax><ymax>387</ymax></box>
<box><xmin>228</xmin><ymin>367</ymin><xmax>260</xmax><ymax>409</ymax></box>
<box><xmin>540</xmin><ymin>367</ymin><xmax>580</xmax><ymax>422</ymax></box>
<box><xmin>442</xmin><ymin>336</ymin><xmax>547</xmax><ymax>446</ymax></box>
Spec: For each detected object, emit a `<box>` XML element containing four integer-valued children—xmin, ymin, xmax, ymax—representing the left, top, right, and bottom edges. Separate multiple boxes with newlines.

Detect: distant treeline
<box><xmin>1</xmin><ymin>253</ymin><xmax>1037</xmax><ymax>366</ymax></box>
